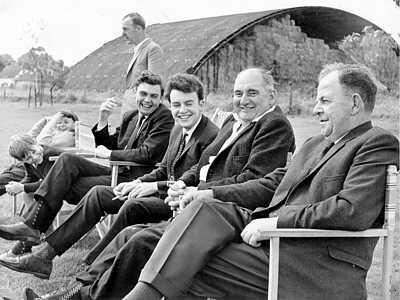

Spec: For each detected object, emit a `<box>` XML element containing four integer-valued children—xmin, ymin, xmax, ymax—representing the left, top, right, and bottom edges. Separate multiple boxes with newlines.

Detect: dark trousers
<box><xmin>84</xmin><ymin>195</ymin><xmax>172</xmax><ymax>264</ymax></box>
<box><xmin>46</xmin><ymin>186</ymin><xmax>123</xmax><ymax>255</ymax></box>
<box><xmin>25</xmin><ymin>153</ymin><xmax>127</xmax><ymax>233</ymax></box>
<box><xmin>77</xmin><ymin>223</ymin><xmax>164</xmax><ymax>300</ymax></box>
<box><xmin>0</xmin><ymin>162</ymin><xmax>25</xmax><ymax>196</ymax></box>
<box><xmin>78</xmin><ymin>198</ymin><xmax>368</xmax><ymax>300</ymax></box>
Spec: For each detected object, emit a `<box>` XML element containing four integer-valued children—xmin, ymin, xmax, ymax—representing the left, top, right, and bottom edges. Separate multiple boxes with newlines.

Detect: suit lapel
<box><xmin>178</xmin><ymin>116</ymin><xmax>207</xmax><ymax>160</ymax></box>
<box><xmin>216</xmin><ymin>122</ymin><xmax>255</xmax><ymax>158</ymax></box>
<box><xmin>125</xmin><ymin>114</ymin><xmax>140</xmax><ymax>149</ymax></box>
<box><xmin>126</xmin><ymin>39</ymin><xmax>151</xmax><ymax>75</ymax></box>
<box><xmin>268</xmin><ymin>121</ymin><xmax>373</xmax><ymax>209</ymax></box>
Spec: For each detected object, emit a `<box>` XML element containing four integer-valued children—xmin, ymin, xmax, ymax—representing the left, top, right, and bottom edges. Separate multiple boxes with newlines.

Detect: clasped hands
<box><xmin>5</xmin><ymin>181</ymin><xmax>24</xmax><ymax>196</ymax></box>
<box><xmin>112</xmin><ymin>179</ymin><xmax>159</xmax><ymax>201</ymax></box>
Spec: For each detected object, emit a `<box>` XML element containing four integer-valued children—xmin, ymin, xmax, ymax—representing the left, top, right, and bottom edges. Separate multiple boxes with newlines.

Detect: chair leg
<box><xmin>268</xmin><ymin>237</ymin><xmax>280</xmax><ymax>300</ymax></box>
<box><xmin>12</xmin><ymin>195</ymin><xmax>17</xmax><ymax>216</ymax></box>
<box><xmin>382</xmin><ymin>235</ymin><xmax>394</xmax><ymax>300</ymax></box>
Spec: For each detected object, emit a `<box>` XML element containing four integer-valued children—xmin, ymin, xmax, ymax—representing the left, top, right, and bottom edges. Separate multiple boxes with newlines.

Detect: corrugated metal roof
<box><xmin>65</xmin><ymin>6</ymin><xmax>379</xmax><ymax>91</ymax></box>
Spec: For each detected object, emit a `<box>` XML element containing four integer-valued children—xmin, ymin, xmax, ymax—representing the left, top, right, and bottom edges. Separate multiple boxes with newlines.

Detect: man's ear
<box><xmin>351</xmin><ymin>93</ymin><xmax>363</xmax><ymax>115</ymax></box>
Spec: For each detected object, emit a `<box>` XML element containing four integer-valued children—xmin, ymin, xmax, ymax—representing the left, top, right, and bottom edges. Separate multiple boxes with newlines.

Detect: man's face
<box><xmin>313</xmin><ymin>71</ymin><xmax>354</xmax><ymax>141</ymax></box>
<box><xmin>135</xmin><ymin>82</ymin><xmax>162</xmax><ymax>116</ymax></box>
<box><xmin>56</xmin><ymin>117</ymin><xmax>75</xmax><ymax>131</ymax></box>
<box><xmin>121</xmin><ymin>17</ymin><xmax>141</xmax><ymax>45</ymax></box>
<box><xmin>23</xmin><ymin>145</ymin><xmax>43</xmax><ymax>165</ymax></box>
<box><xmin>170</xmin><ymin>90</ymin><xmax>203</xmax><ymax>130</ymax></box>
<box><xmin>233</xmin><ymin>70</ymin><xmax>274</xmax><ymax>123</ymax></box>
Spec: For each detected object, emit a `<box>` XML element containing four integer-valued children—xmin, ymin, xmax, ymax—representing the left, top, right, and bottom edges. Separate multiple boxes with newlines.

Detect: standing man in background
<box><xmin>122</xmin><ymin>12</ymin><xmax>164</xmax><ymax>113</ymax></box>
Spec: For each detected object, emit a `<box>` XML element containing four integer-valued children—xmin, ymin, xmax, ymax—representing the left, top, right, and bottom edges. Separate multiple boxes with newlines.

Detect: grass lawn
<box><xmin>0</xmin><ymin>100</ymin><xmax>398</xmax><ymax>299</ymax></box>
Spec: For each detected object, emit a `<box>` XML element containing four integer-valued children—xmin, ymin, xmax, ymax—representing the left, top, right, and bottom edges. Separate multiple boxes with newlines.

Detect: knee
<box><xmin>188</xmin><ymin>196</ymin><xmax>220</xmax><ymax>210</ymax></box>
<box><xmin>84</xmin><ymin>185</ymin><xmax>110</xmax><ymax>204</ymax></box>
<box><xmin>120</xmin><ymin>198</ymin><xmax>143</xmax><ymax>213</ymax></box>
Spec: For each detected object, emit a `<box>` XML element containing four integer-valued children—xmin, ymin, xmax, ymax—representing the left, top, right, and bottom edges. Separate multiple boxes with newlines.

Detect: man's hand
<box><xmin>95</xmin><ymin>145</ymin><xmax>112</xmax><ymax>159</ymax></box>
<box><xmin>5</xmin><ymin>181</ymin><xmax>24</xmax><ymax>196</ymax></box>
<box><xmin>241</xmin><ymin>217</ymin><xmax>278</xmax><ymax>247</ymax></box>
<box><xmin>178</xmin><ymin>189</ymin><xmax>213</xmax><ymax>210</ymax></box>
<box><xmin>128</xmin><ymin>182</ymin><xmax>158</xmax><ymax>200</ymax></box>
<box><xmin>98</xmin><ymin>97</ymin><xmax>121</xmax><ymax>129</ymax></box>
<box><xmin>113</xmin><ymin>179</ymin><xmax>141</xmax><ymax>198</ymax></box>
<box><xmin>165</xmin><ymin>186</ymin><xmax>201</xmax><ymax>211</ymax></box>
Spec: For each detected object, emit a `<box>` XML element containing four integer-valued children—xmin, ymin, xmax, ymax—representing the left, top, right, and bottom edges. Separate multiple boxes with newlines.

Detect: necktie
<box><xmin>311</xmin><ymin>139</ymin><xmax>334</xmax><ymax>169</ymax></box>
<box><xmin>169</xmin><ymin>133</ymin><xmax>187</xmax><ymax>179</ymax></box>
<box><xmin>125</xmin><ymin>115</ymin><xmax>145</xmax><ymax>150</ymax></box>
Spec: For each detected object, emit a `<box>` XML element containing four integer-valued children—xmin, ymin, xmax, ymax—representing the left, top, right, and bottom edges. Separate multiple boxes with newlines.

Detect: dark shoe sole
<box><xmin>0</xmin><ymin>230</ymin><xmax>40</xmax><ymax>243</ymax></box>
<box><xmin>0</xmin><ymin>259</ymin><xmax>50</xmax><ymax>279</ymax></box>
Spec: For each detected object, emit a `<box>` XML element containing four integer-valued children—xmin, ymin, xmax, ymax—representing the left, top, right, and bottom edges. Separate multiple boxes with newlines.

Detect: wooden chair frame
<box><xmin>262</xmin><ymin>165</ymin><xmax>398</xmax><ymax>300</ymax></box>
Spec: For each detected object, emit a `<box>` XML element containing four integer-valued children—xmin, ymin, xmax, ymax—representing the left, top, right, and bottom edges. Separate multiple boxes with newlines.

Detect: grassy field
<box><xmin>0</xmin><ymin>100</ymin><xmax>398</xmax><ymax>299</ymax></box>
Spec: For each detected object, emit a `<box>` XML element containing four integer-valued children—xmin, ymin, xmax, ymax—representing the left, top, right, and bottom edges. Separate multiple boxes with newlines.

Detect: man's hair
<box><xmin>318</xmin><ymin>63</ymin><xmax>377</xmax><ymax>112</ymax></box>
<box><xmin>123</xmin><ymin>12</ymin><xmax>146</xmax><ymax>29</ymax></box>
<box><xmin>59</xmin><ymin>110</ymin><xmax>79</xmax><ymax>122</ymax></box>
<box><xmin>8</xmin><ymin>134</ymin><xmax>37</xmax><ymax>161</ymax></box>
<box><xmin>133</xmin><ymin>71</ymin><xmax>164</xmax><ymax>97</ymax></box>
<box><xmin>238</xmin><ymin>68</ymin><xmax>276</xmax><ymax>93</ymax></box>
<box><xmin>165</xmin><ymin>73</ymin><xmax>204</xmax><ymax>102</ymax></box>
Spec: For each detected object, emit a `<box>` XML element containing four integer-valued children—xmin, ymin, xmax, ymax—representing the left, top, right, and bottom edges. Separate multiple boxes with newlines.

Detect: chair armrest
<box><xmin>109</xmin><ymin>160</ymin><xmax>155</xmax><ymax>167</ymax></box>
<box><xmin>259</xmin><ymin>228</ymin><xmax>388</xmax><ymax>240</ymax></box>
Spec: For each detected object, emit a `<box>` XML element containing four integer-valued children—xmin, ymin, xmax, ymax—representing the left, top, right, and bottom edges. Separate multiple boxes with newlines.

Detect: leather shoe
<box><xmin>23</xmin><ymin>283</ymin><xmax>82</xmax><ymax>300</ymax></box>
<box><xmin>0</xmin><ymin>250</ymin><xmax>52</xmax><ymax>279</ymax></box>
<box><xmin>0</xmin><ymin>222</ymin><xmax>40</xmax><ymax>243</ymax></box>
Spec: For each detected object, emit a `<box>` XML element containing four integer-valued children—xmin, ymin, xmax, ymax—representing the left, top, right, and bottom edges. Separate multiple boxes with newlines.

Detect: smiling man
<box><xmin>0</xmin><ymin>71</ymin><xmax>174</xmax><ymax>264</ymax></box>
<box><xmin>0</xmin><ymin>74</ymin><xmax>218</xmax><ymax>280</ymax></box>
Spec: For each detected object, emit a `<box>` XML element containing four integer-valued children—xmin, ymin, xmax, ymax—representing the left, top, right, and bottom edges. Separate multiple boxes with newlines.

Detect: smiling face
<box><xmin>135</xmin><ymin>82</ymin><xmax>162</xmax><ymax>116</ymax></box>
<box><xmin>56</xmin><ymin>116</ymin><xmax>75</xmax><ymax>131</ymax></box>
<box><xmin>313</xmin><ymin>71</ymin><xmax>354</xmax><ymax>141</ymax></box>
<box><xmin>170</xmin><ymin>90</ymin><xmax>203</xmax><ymax>130</ymax></box>
<box><xmin>121</xmin><ymin>17</ymin><xmax>143</xmax><ymax>45</ymax></box>
<box><xmin>233</xmin><ymin>69</ymin><xmax>275</xmax><ymax>123</ymax></box>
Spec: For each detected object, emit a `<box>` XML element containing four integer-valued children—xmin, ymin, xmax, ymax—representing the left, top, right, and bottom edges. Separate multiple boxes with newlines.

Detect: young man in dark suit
<box><xmin>0</xmin><ymin>72</ymin><xmax>174</xmax><ymax>256</ymax></box>
<box><xmin>0</xmin><ymin>74</ymin><xmax>219</xmax><ymax>279</ymax></box>
<box><xmin>23</xmin><ymin>64</ymin><xmax>399</xmax><ymax>300</ymax></box>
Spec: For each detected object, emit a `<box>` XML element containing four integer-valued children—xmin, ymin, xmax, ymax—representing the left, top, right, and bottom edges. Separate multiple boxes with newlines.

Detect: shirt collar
<box><xmin>233</xmin><ymin>105</ymin><xmax>276</xmax><ymax>128</ymax></box>
<box><xmin>182</xmin><ymin>115</ymin><xmax>202</xmax><ymax>142</ymax></box>
<box><xmin>134</xmin><ymin>37</ymin><xmax>150</xmax><ymax>54</ymax></box>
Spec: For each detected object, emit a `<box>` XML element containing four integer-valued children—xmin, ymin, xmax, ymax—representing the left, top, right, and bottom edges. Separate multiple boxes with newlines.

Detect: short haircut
<box><xmin>59</xmin><ymin>111</ymin><xmax>79</xmax><ymax>122</ymax></box>
<box><xmin>319</xmin><ymin>63</ymin><xmax>377</xmax><ymax>112</ymax></box>
<box><xmin>133</xmin><ymin>71</ymin><xmax>164</xmax><ymax>97</ymax></box>
<box><xmin>238</xmin><ymin>68</ymin><xmax>276</xmax><ymax>92</ymax></box>
<box><xmin>165</xmin><ymin>73</ymin><xmax>204</xmax><ymax>102</ymax></box>
<box><xmin>123</xmin><ymin>12</ymin><xmax>146</xmax><ymax>29</ymax></box>
<box><xmin>8</xmin><ymin>134</ymin><xmax>36</xmax><ymax>161</ymax></box>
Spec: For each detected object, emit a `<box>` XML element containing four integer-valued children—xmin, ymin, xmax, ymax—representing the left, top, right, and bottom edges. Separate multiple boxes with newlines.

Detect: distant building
<box><xmin>65</xmin><ymin>6</ymin><xmax>381</xmax><ymax>93</ymax></box>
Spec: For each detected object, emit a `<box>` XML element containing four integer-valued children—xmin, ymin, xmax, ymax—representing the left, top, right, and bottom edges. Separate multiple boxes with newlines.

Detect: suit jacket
<box><xmin>21</xmin><ymin>146</ymin><xmax>63</xmax><ymax>193</ymax></box>
<box><xmin>212</xmin><ymin>122</ymin><xmax>399</xmax><ymax>299</ymax></box>
<box><xmin>92</xmin><ymin>104</ymin><xmax>174</xmax><ymax>178</ymax></box>
<box><xmin>138</xmin><ymin>115</ymin><xmax>218</xmax><ymax>197</ymax></box>
<box><xmin>179</xmin><ymin>106</ymin><xmax>295</xmax><ymax>189</ymax></box>
<box><xmin>126</xmin><ymin>38</ymin><xmax>164</xmax><ymax>89</ymax></box>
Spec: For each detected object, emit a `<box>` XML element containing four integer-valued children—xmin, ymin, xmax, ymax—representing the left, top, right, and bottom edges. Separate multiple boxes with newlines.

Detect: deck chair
<box><xmin>211</xmin><ymin>108</ymin><xmax>233</xmax><ymax>128</ymax></box>
<box><xmin>263</xmin><ymin>165</ymin><xmax>398</xmax><ymax>300</ymax></box>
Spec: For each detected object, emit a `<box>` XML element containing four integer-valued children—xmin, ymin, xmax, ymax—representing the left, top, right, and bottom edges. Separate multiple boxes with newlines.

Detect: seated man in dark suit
<box><xmin>80</xmin><ymin>67</ymin><xmax>296</xmax><ymax>264</ymax></box>
<box><xmin>0</xmin><ymin>73</ymin><xmax>219</xmax><ymax>278</ymax></box>
<box><xmin>0</xmin><ymin>71</ymin><xmax>174</xmax><ymax>256</ymax></box>
<box><xmin>23</xmin><ymin>63</ymin><xmax>399</xmax><ymax>300</ymax></box>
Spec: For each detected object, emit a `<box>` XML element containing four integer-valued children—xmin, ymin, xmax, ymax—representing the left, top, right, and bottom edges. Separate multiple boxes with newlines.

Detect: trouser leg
<box><xmin>34</xmin><ymin>153</ymin><xmax>111</xmax><ymax>210</ymax></box>
<box><xmin>78</xmin><ymin>222</ymin><xmax>167</xmax><ymax>300</ymax></box>
<box><xmin>84</xmin><ymin>196</ymin><xmax>172</xmax><ymax>264</ymax></box>
<box><xmin>139</xmin><ymin>197</ymin><xmax>250</xmax><ymax>299</ymax></box>
<box><xmin>183</xmin><ymin>242</ymin><xmax>269</xmax><ymax>300</ymax></box>
<box><xmin>0</xmin><ymin>163</ymin><xmax>25</xmax><ymax>196</ymax></box>
<box><xmin>46</xmin><ymin>186</ymin><xmax>124</xmax><ymax>255</ymax></box>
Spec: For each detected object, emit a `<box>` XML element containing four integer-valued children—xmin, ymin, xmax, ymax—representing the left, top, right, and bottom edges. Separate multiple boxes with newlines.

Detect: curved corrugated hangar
<box><xmin>65</xmin><ymin>6</ymin><xmax>385</xmax><ymax>92</ymax></box>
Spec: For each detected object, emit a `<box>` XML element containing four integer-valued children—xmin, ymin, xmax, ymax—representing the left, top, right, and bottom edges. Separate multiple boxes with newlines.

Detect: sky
<box><xmin>0</xmin><ymin>0</ymin><xmax>399</xmax><ymax>66</ymax></box>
